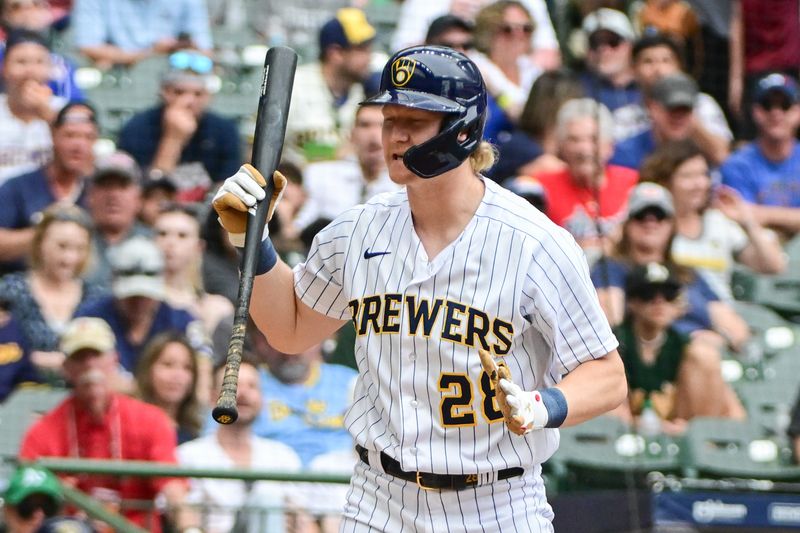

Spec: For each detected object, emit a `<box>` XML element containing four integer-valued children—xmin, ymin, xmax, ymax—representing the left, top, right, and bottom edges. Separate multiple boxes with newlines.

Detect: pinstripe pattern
<box><xmin>294</xmin><ymin>178</ymin><xmax>617</xmax><ymax>530</ymax></box>
<box><xmin>341</xmin><ymin>461</ymin><xmax>554</xmax><ymax>532</ymax></box>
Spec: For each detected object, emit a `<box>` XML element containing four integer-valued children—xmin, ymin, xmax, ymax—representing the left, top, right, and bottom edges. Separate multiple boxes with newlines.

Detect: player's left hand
<box><xmin>498</xmin><ymin>379</ymin><xmax>551</xmax><ymax>435</ymax></box>
<box><xmin>479</xmin><ymin>349</ymin><xmax>546</xmax><ymax>436</ymax></box>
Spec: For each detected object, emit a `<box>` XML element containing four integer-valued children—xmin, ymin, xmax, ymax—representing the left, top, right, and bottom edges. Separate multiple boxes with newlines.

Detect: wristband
<box><xmin>237</xmin><ymin>238</ymin><xmax>278</xmax><ymax>275</ymax></box>
<box><xmin>540</xmin><ymin>388</ymin><xmax>568</xmax><ymax>428</ymax></box>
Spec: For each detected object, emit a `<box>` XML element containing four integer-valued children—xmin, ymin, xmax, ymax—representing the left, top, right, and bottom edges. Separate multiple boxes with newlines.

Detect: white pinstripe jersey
<box><xmin>294</xmin><ymin>178</ymin><xmax>617</xmax><ymax>475</ymax></box>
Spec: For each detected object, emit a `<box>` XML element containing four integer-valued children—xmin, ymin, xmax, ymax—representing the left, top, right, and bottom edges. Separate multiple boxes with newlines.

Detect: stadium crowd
<box><xmin>1</xmin><ymin>0</ymin><xmax>800</xmax><ymax>532</ymax></box>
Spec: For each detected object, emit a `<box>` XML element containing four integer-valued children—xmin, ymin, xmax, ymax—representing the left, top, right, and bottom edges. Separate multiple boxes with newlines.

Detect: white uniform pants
<box><xmin>339</xmin><ymin>460</ymin><xmax>554</xmax><ymax>532</ymax></box>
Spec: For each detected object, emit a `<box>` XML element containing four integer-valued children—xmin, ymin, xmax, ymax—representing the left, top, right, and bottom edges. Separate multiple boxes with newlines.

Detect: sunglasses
<box><xmin>499</xmin><ymin>23</ymin><xmax>534</xmax><ymax>36</ymax></box>
<box><xmin>169</xmin><ymin>51</ymin><xmax>213</xmax><ymax>75</ymax></box>
<box><xmin>759</xmin><ymin>98</ymin><xmax>793</xmax><ymax>112</ymax></box>
<box><xmin>630</xmin><ymin>207</ymin><xmax>669</xmax><ymax>222</ymax></box>
<box><xmin>15</xmin><ymin>494</ymin><xmax>59</xmax><ymax>520</ymax></box>
<box><xmin>589</xmin><ymin>33</ymin><xmax>624</xmax><ymax>50</ymax></box>
<box><xmin>633</xmin><ymin>284</ymin><xmax>681</xmax><ymax>303</ymax></box>
<box><xmin>438</xmin><ymin>40</ymin><xmax>475</xmax><ymax>51</ymax></box>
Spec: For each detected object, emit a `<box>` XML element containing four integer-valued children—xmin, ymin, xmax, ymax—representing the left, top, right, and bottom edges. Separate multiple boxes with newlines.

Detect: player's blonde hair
<box><xmin>469</xmin><ymin>141</ymin><xmax>498</xmax><ymax>173</ymax></box>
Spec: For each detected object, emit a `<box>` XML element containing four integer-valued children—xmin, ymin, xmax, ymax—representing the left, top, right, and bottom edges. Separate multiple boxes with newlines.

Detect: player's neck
<box><xmin>407</xmin><ymin>170</ymin><xmax>484</xmax><ymax>256</ymax></box>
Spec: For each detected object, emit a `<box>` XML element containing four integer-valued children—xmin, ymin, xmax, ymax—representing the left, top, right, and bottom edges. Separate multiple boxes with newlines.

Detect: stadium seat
<box><xmin>683</xmin><ymin>417</ymin><xmax>800</xmax><ymax>481</ymax></box>
<box><xmin>0</xmin><ymin>387</ymin><xmax>68</xmax><ymax>459</ymax></box>
<box><xmin>733</xmin><ymin>379</ymin><xmax>798</xmax><ymax>435</ymax></box>
<box><xmin>552</xmin><ymin>415</ymin><xmax>683</xmax><ymax>489</ymax></box>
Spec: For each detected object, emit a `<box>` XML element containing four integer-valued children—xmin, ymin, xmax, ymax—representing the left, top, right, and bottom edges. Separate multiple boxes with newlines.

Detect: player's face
<box><xmin>150</xmin><ymin>341</ymin><xmax>195</xmax><ymax>409</ymax></box>
<box><xmin>37</xmin><ymin>220</ymin><xmax>90</xmax><ymax>281</ymax></box>
<box><xmin>634</xmin><ymin>45</ymin><xmax>681</xmax><ymax>88</ymax></box>
<box><xmin>668</xmin><ymin>156</ymin><xmax>711</xmax><ymax>214</ymax></box>
<box><xmin>381</xmin><ymin>105</ymin><xmax>444</xmax><ymax>184</ymax></box>
<box><xmin>351</xmin><ymin>106</ymin><xmax>384</xmax><ymax>171</ymax></box>
<box><xmin>52</xmin><ymin>119</ymin><xmax>98</xmax><ymax>177</ymax></box>
<box><xmin>154</xmin><ymin>211</ymin><xmax>202</xmax><ymax>276</ymax></box>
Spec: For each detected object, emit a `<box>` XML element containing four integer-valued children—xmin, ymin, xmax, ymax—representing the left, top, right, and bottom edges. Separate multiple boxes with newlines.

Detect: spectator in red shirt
<box><xmin>532</xmin><ymin>97</ymin><xmax>638</xmax><ymax>262</ymax></box>
<box><xmin>18</xmin><ymin>316</ymin><xmax>196</xmax><ymax>532</ymax></box>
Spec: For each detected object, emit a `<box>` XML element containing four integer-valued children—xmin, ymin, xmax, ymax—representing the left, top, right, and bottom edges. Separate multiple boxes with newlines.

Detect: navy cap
<box><xmin>319</xmin><ymin>8</ymin><xmax>375</xmax><ymax>52</ymax></box>
<box><xmin>755</xmin><ymin>73</ymin><xmax>800</xmax><ymax>105</ymax></box>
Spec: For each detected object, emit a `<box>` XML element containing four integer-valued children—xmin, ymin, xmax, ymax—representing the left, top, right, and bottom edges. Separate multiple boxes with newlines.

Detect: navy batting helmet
<box><xmin>361</xmin><ymin>46</ymin><xmax>487</xmax><ymax>178</ymax></box>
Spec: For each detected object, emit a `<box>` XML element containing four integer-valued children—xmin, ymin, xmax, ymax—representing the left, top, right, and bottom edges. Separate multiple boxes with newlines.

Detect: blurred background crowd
<box><xmin>1</xmin><ymin>0</ymin><xmax>800</xmax><ymax>532</ymax></box>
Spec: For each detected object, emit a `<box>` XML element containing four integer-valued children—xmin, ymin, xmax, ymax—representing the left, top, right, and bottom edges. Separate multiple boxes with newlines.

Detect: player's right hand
<box><xmin>212</xmin><ymin>164</ymin><xmax>287</xmax><ymax>237</ymax></box>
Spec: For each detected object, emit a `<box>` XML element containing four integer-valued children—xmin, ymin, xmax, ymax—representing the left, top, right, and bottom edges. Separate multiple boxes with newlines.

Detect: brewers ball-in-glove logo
<box><xmin>391</xmin><ymin>58</ymin><xmax>416</xmax><ymax>87</ymax></box>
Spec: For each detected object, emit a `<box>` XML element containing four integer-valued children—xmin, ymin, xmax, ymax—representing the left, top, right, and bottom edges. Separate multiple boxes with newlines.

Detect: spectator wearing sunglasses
<box><xmin>580</xmin><ymin>8</ymin><xmax>641</xmax><ymax>142</ymax></box>
<box><xmin>118</xmin><ymin>51</ymin><xmax>240</xmax><ymax>202</ymax></box>
<box><xmin>2</xmin><ymin>465</ymin><xmax>63</xmax><ymax>533</ymax></box>
<box><xmin>591</xmin><ymin>182</ymin><xmax>751</xmax><ymax>354</ymax></box>
<box><xmin>424</xmin><ymin>14</ymin><xmax>474</xmax><ymax>53</ymax></box>
<box><xmin>72</xmin><ymin>0</ymin><xmax>212</xmax><ymax>68</ymax></box>
<box><xmin>469</xmin><ymin>1</ymin><xmax>541</xmax><ymax>130</ymax></box>
<box><xmin>391</xmin><ymin>0</ymin><xmax>561</xmax><ymax>71</ymax></box>
<box><xmin>720</xmin><ymin>73</ymin><xmax>800</xmax><ymax>238</ymax></box>
<box><xmin>611</xmin><ymin>261</ymin><xmax>745</xmax><ymax>434</ymax></box>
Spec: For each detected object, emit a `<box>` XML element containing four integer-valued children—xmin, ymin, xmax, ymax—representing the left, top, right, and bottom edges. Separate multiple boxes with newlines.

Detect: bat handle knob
<box><xmin>212</xmin><ymin>403</ymin><xmax>239</xmax><ymax>425</ymax></box>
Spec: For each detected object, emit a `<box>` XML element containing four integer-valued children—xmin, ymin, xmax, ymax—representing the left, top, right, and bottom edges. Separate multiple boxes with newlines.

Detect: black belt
<box><xmin>355</xmin><ymin>445</ymin><xmax>524</xmax><ymax>491</ymax></box>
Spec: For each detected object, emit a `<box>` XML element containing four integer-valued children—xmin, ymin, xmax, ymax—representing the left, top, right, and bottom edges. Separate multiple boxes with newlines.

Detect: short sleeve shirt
<box><xmin>720</xmin><ymin>142</ymin><xmax>800</xmax><ymax>207</ymax></box>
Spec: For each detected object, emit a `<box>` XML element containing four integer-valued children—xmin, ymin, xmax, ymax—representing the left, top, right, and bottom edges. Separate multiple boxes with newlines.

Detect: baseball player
<box><xmin>213</xmin><ymin>46</ymin><xmax>626</xmax><ymax>531</ymax></box>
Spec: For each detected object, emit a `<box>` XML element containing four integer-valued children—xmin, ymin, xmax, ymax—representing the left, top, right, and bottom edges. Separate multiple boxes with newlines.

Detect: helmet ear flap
<box><xmin>403</xmin><ymin>101</ymin><xmax>485</xmax><ymax>178</ymax></box>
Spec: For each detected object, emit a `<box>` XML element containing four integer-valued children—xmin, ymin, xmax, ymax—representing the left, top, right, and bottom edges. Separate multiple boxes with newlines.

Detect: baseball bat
<box><xmin>213</xmin><ymin>46</ymin><xmax>298</xmax><ymax>425</ymax></box>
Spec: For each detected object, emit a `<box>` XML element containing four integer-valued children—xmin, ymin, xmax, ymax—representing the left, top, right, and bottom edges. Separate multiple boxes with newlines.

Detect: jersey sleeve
<box><xmin>293</xmin><ymin>214</ymin><xmax>354</xmax><ymax>320</ymax></box>
<box><xmin>521</xmin><ymin>228</ymin><xmax>619</xmax><ymax>376</ymax></box>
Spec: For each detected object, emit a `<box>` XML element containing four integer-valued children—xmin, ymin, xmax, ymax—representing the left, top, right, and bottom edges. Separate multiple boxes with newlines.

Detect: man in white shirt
<box><xmin>178</xmin><ymin>356</ymin><xmax>302</xmax><ymax>533</ymax></box>
<box><xmin>284</xmin><ymin>8</ymin><xmax>375</xmax><ymax>164</ymax></box>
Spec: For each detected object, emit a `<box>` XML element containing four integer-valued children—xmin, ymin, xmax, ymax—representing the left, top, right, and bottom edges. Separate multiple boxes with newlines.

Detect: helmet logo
<box><xmin>391</xmin><ymin>58</ymin><xmax>416</xmax><ymax>87</ymax></box>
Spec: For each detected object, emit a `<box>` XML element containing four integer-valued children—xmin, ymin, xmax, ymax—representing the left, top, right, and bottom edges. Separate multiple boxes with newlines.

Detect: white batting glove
<box><xmin>498</xmin><ymin>379</ymin><xmax>552</xmax><ymax>434</ymax></box>
<box><xmin>211</xmin><ymin>164</ymin><xmax>286</xmax><ymax>247</ymax></box>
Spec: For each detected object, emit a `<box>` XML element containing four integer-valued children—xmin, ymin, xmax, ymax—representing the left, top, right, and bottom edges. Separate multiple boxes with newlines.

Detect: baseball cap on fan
<box><xmin>582</xmin><ymin>8</ymin><xmax>635</xmax><ymax>41</ymax></box>
<box><xmin>319</xmin><ymin>8</ymin><xmax>376</xmax><ymax>52</ymax></box>
<box><xmin>59</xmin><ymin>317</ymin><xmax>116</xmax><ymax>358</ymax></box>
<box><xmin>754</xmin><ymin>72</ymin><xmax>800</xmax><ymax>105</ymax></box>
<box><xmin>647</xmin><ymin>73</ymin><xmax>698</xmax><ymax>110</ymax></box>
<box><xmin>625</xmin><ymin>262</ymin><xmax>682</xmax><ymax>300</ymax></box>
<box><xmin>91</xmin><ymin>151</ymin><xmax>142</xmax><ymax>187</ymax></box>
<box><xmin>3</xmin><ymin>465</ymin><xmax>62</xmax><ymax>507</ymax></box>
<box><xmin>108</xmin><ymin>236</ymin><xmax>165</xmax><ymax>300</ymax></box>
<box><xmin>626</xmin><ymin>182</ymin><xmax>674</xmax><ymax>219</ymax></box>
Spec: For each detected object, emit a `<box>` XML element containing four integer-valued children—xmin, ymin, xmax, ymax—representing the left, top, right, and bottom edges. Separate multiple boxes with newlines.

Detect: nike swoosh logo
<box><xmin>364</xmin><ymin>249</ymin><xmax>391</xmax><ymax>259</ymax></box>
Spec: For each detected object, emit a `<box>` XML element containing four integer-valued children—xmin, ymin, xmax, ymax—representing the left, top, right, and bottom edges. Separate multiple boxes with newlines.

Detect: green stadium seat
<box><xmin>0</xmin><ymin>387</ymin><xmax>68</xmax><ymax>459</ymax></box>
<box><xmin>733</xmin><ymin>379</ymin><xmax>798</xmax><ymax>435</ymax></box>
<box><xmin>552</xmin><ymin>415</ymin><xmax>683</xmax><ymax>489</ymax></box>
<box><xmin>683</xmin><ymin>417</ymin><xmax>800</xmax><ymax>481</ymax></box>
